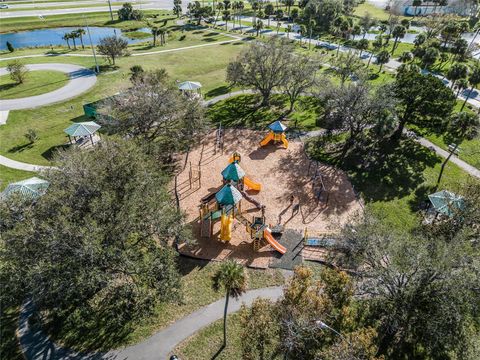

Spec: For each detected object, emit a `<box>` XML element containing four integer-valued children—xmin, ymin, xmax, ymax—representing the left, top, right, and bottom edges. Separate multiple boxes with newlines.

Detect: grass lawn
<box><xmin>175</xmin><ymin>313</ymin><xmax>244</xmax><ymax>360</ymax></box>
<box><xmin>47</xmin><ymin>257</ymin><xmax>284</xmax><ymax>352</ymax></box>
<box><xmin>308</xmin><ymin>137</ymin><xmax>477</xmax><ymax>230</ymax></box>
<box><xmin>0</xmin><ymin>165</ymin><xmax>37</xmax><ymax>190</ymax></box>
<box><xmin>207</xmin><ymin>94</ymin><xmax>323</xmax><ymax>131</ymax></box>
<box><xmin>174</xmin><ymin>261</ymin><xmax>325</xmax><ymax>360</ymax></box>
<box><xmin>0</xmin><ymin>1</ymin><xmax>140</xmax><ymax>12</ymax></box>
<box><xmin>0</xmin><ymin>70</ymin><xmax>69</xmax><ymax>99</ymax></box>
<box><xmin>0</xmin><ymin>10</ymin><xmax>170</xmax><ymax>33</ymax></box>
<box><xmin>0</xmin><ymin>39</ymin><xmax>245</xmax><ymax>167</ymax></box>
<box><xmin>353</xmin><ymin>3</ymin><xmax>408</xmax><ymax>22</ymax></box>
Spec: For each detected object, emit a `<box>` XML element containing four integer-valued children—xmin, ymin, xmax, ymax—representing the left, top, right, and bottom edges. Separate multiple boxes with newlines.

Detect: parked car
<box><xmin>0</xmin><ymin>4</ymin><xmax>9</xmax><ymax>8</ymax></box>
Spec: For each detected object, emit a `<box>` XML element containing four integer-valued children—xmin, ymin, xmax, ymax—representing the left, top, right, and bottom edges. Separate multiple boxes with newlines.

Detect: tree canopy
<box><xmin>0</xmin><ymin>139</ymin><xmax>189</xmax><ymax>336</ymax></box>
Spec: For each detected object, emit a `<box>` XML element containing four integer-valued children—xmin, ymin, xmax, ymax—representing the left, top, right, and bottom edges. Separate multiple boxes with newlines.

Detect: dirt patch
<box><xmin>176</xmin><ymin>129</ymin><xmax>362</xmax><ymax>268</ymax></box>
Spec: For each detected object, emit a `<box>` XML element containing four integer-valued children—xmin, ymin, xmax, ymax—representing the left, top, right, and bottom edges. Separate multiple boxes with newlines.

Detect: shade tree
<box><xmin>226</xmin><ymin>38</ymin><xmax>294</xmax><ymax>106</ymax></box>
<box><xmin>97</xmin><ymin>35</ymin><xmax>128</xmax><ymax>65</ymax></box>
<box><xmin>99</xmin><ymin>69</ymin><xmax>205</xmax><ymax>163</ymax></box>
<box><xmin>391</xmin><ymin>68</ymin><xmax>456</xmax><ymax>140</ymax></box>
<box><xmin>0</xmin><ymin>139</ymin><xmax>187</xmax><ymax>336</ymax></box>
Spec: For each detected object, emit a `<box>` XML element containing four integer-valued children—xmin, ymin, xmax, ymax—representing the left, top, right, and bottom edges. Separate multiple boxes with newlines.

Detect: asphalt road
<box><xmin>0</xmin><ymin>63</ymin><xmax>97</xmax><ymax>110</ymax></box>
<box><xmin>0</xmin><ymin>0</ymin><xmax>190</xmax><ymax>18</ymax></box>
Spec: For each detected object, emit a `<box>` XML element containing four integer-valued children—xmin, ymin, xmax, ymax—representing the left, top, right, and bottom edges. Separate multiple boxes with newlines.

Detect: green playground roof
<box><xmin>268</xmin><ymin>120</ymin><xmax>287</xmax><ymax>133</ymax></box>
<box><xmin>216</xmin><ymin>184</ymin><xmax>243</xmax><ymax>205</ymax></box>
<box><xmin>2</xmin><ymin>177</ymin><xmax>49</xmax><ymax>200</ymax></box>
<box><xmin>221</xmin><ymin>161</ymin><xmax>246</xmax><ymax>182</ymax></box>
<box><xmin>428</xmin><ymin>190</ymin><xmax>465</xmax><ymax>217</ymax></box>
<box><xmin>178</xmin><ymin>81</ymin><xmax>202</xmax><ymax>91</ymax></box>
<box><xmin>64</xmin><ymin>121</ymin><xmax>101</xmax><ymax>137</ymax></box>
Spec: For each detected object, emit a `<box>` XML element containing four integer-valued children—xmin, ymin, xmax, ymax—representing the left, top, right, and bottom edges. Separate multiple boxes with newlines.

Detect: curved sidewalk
<box><xmin>0</xmin><ymin>155</ymin><xmax>53</xmax><ymax>172</ymax></box>
<box><xmin>0</xmin><ymin>63</ymin><xmax>96</xmax><ymax>110</ymax></box>
<box><xmin>18</xmin><ymin>286</ymin><xmax>283</xmax><ymax>360</ymax></box>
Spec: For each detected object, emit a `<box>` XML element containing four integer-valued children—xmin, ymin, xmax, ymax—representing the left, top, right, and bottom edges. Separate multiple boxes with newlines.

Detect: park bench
<box><xmin>448</xmin><ymin>144</ymin><xmax>461</xmax><ymax>155</ymax></box>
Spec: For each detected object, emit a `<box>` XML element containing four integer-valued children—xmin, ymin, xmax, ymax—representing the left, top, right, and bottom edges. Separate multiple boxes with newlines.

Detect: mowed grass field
<box><xmin>0</xmin><ymin>38</ymin><xmax>245</xmax><ymax>166</ymax></box>
<box><xmin>0</xmin><ymin>70</ymin><xmax>69</xmax><ymax>99</ymax></box>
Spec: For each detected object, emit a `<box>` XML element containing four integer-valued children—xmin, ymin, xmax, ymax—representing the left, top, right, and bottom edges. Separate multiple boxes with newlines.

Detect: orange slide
<box><xmin>260</xmin><ymin>132</ymin><xmax>274</xmax><ymax>147</ymax></box>
<box><xmin>244</xmin><ymin>176</ymin><xmax>261</xmax><ymax>191</ymax></box>
<box><xmin>263</xmin><ymin>229</ymin><xmax>287</xmax><ymax>254</ymax></box>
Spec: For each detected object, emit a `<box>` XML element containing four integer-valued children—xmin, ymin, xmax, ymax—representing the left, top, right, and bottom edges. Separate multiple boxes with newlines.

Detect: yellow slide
<box><xmin>244</xmin><ymin>176</ymin><xmax>262</xmax><ymax>191</ymax></box>
<box><xmin>260</xmin><ymin>132</ymin><xmax>274</xmax><ymax>147</ymax></box>
<box><xmin>281</xmin><ymin>133</ymin><xmax>289</xmax><ymax>149</ymax></box>
<box><xmin>220</xmin><ymin>213</ymin><xmax>233</xmax><ymax>242</ymax></box>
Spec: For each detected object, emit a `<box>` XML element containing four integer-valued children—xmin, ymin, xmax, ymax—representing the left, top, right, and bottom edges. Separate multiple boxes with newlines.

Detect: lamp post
<box><xmin>107</xmin><ymin>0</ymin><xmax>114</xmax><ymax>21</ymax></box>
<box><xmin>315</xmin><ymin>320</ymin><xmax>358</xmax><ymax>359</ymax></box>
<box><xmin>84</xmin><ymin>16</ymin><xmax>100</xmax><ymax>73</ymax></box>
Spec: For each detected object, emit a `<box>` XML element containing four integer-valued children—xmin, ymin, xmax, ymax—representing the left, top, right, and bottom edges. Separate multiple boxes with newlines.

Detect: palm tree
<box><xmin>447</xmin><ymin>63</ymin><xmax>468</xmax><ymax>90</ymax></box>
<box><xmin>76</xmin><ymin>28</ymin><xmax>86</xmax><ymax>49</ymax></box>
<box><xmin>223</xmin><ymin>10</ymin><xmax>231</xmax><ymax>30</ymax></box>
<box><xmin>308</xmin><ymin>18</ymin><xmax>316</xmax><ymax>50</ymax></box>
<box><xmin>391</xmin><ymin>25</ymin><xmax>406</xmax><ymax>55</ymax></box>
<box><xmin>461</xmin><ymin>63</ymin><xmax>480</xmax><ymax>111</ymax></box>
<box><xmin>214</xmin><ymin>2</ymin><xmax>224</xmax><ymax>27</ymax></box>
<box><xmin>286</xmin><ymin>24</ymin><xmax>292</xmax><ymax>39</ymax></box>
<box><xmin>212</xmin><ymin>260</ymin><xmax>247</xmax><ymax>347</ymax></box>
<box><xmin>237</xmin><ymin>1</ymin><xmax>244</xmax><ymax>32</ymax></box>
<box><xmin>376</xmin><ymin>50</ymin><xmax>390</xmax><ymax>73</ymax></box>
<box><xmin>254</xmin><ymin>19</ymin><xmax>264</xmax><ymax>36</ymax></box>
<box><xmin>69</xmin><ymin>32</ymin><xmax>78</xmax><ymax>50</ymax></box>
<box><xmin>62</xmin><ymin>33</ymin><xmax>71</xmax><ymax>49</ymax></box>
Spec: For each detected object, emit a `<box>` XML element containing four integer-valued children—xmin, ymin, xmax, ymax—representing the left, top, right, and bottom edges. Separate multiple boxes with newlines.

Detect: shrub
<box><xmin>24</xmin><ymin>129</ymin><xmax>38</xmax><ymax>144</ymax></box>
<box><xmin>6</xmin><ymin>60</ymin><xmax>28</xmax><ymax>84</ymax></box>
<box><xmin>6</xmin><ymin>41</ymin><xmax>14</xmax><ymax>53</ymax></box>
<box><xmin>179</xmin><ymin>34</ymin><xmax>186</xmax><ymax>41</ymax></box>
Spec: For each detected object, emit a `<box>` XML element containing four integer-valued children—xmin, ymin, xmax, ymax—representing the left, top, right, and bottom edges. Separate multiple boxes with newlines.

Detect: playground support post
<box><xmin>174</xmin><ymin>175</ymin><xmax>180</xmax><ymax>209</ymax></box>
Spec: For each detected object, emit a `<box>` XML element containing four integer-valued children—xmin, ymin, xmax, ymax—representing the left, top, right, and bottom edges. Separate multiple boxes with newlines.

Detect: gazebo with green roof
<box><xmin>64</xmin><ymin>121</ymin><xmax>101</xmax><ymax>145</ymax></box>
<box><xmin>221</xmin><ymin>161</ymin><xmax>246</xmax><ymax>183</ymax></box>
<box><xmin>428</xmin><ymin>190</ymin><xmax>465</xmax><ymax>218</ymax></box>
<box><xmin>1</xmin><ymin>177</ymin><xmax>49</xmax><ymax>200</ymax></box>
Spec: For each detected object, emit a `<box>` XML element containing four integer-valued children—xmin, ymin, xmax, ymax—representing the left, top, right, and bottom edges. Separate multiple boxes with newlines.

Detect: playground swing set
<box><xmin>198</xmin><ymin>148</ymin><xmax>287</xmax><ymax>255</ymax></box>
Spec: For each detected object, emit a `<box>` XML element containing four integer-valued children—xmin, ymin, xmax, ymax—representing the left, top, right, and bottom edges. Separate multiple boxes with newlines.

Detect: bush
<box><xmin>118</xmin><ymin>2</ymin><xmax>143</xmax><ymax>21</ymax></box>
<box><xmin>24</xmin><ymin>129</ymin><xmax>38</xmax><ymax>144</ymax></box>
<box><xmin>6</xmin><ymin>41</ymin><xmax>14</xmax><ymax>53</ymax></box>
<box><xmin>6</xmin><ymin>60</ymin><xmax>28</xmax><ymax>84</ymax></box>
<box><xmin>179</xmin><ymin>34</ymin><xmax>186</xmax><ymax>41</ymax></box>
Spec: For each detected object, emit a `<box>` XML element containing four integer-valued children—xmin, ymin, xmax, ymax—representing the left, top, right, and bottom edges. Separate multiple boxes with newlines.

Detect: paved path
<box><xmin>0</xmin><ymin>63</ymin><xmax>97</xmax><ymax>110</ymax></box>
<box><xmin>18</xmin><ymin>286</ymin><xmax>283</xmax><ymax>360</ymax></box>
<box><xmin>0</xmin><ymin>155</ymin><xmax>52</xmax><ymax>172</ymax></box>
<box><xmin>416</xmin><ymin>137</ymin><xmax>480</xmax><ymax>178</ymax></box>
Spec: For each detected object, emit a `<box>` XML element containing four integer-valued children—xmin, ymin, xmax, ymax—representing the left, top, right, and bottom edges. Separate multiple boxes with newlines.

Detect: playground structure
<box><xmin>226</xmin><ymin>152</ymin><xmax>262</xmax><ymax>191</ymax></box>
<box><xmin>260</xmin><ymin>121</ymin><xmax>289</xmax><ymax>149</ymax></box>
<box><xmin>175</xmin><ymin>128</ymin><xmax>362</xmax><ymax>268</ymax></box>
<box><xmin>198</xmin><ymin>155</ymin><xmax>286</xmax><ymax>255</ymax></box>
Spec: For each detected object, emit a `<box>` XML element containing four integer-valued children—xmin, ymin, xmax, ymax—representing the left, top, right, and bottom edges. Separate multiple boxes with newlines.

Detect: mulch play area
<box><xmin>176</xmin><ymin>129</ymin><xmax>362</xmax><ymax>269</ymax></box>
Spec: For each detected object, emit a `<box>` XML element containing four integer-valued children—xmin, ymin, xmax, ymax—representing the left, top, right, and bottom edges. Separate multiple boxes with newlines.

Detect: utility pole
<box><xmin>107</xmin><ymin>0</ymin><xmax>114</xmax><ymax>21</ymax></box>
<box><xmin>84</xmin><ymin>16</ymin><xmax>100</xmax><ymax>73</ymax></box>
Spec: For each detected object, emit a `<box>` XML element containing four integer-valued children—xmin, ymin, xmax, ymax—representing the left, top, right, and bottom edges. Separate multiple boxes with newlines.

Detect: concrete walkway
<box><xmin>0</xmin><ymin>155</ymin><xmax>52</xmax><ymax>172</ymax></box>
<box><xmin>0</xmin><ymin>63</ymin><xmax>97</xmax><ymax>111</ymax></box>
<box><xmin>18</xmin><ymin>286</ymin><xmax>283</xmax><ymax>360</ymax></box>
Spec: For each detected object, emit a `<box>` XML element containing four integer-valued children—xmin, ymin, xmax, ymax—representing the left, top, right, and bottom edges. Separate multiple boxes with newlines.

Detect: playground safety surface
<box><xmin>176</xmin><ymin>129</ymin><xmax>362</xmax><ymax>269</ymax></box>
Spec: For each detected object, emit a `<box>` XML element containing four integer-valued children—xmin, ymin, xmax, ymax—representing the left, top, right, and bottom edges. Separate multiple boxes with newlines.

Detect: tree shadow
<box><xmin>41</xmin><ymin>144</ymin><xmax>71</xmax><ymax>161</ymax></box>
<box><xmin>177</xmin><ymin>255</ymin><xmax>209</xmax><ymax>276</ymax></box>
<box><xmin>338</xmin><ymin>138</ymin><xmax>441</xmax><ymax>202</ymax></box>
<box><xmin>207</xmin><ymin>94</ymin><xmax>287</xmax><ymax>129</ymax></box>
<box><xmin>8</xmin><ymin>142</ymin><xmax>33</xmax><ymax>153</ymax></box>
<box><xmin>205</xmin><ymin>85</ymin><xmax>232</xmax><ymax>98</ymax></box>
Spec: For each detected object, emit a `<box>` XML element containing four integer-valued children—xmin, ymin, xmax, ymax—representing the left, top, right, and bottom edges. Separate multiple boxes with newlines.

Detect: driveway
<box><xmin>0</xmin><ymin>63</ymin><xmax>96</xmax><ymax>110</ymax></box>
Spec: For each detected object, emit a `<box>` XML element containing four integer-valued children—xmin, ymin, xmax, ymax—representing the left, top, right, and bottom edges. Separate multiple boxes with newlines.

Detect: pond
<box><xmin>0</xmin><ymin>27</ymin><xmax>151</xmax><ymax>50</ymax></box>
